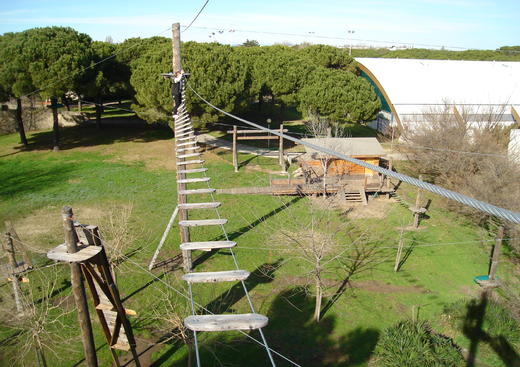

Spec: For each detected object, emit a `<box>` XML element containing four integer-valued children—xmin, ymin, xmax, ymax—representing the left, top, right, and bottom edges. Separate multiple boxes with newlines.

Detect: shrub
<box><xmin>374</xmin><ymin>320</ymin><xmax>464</xmax><ymax>367</ymax></box>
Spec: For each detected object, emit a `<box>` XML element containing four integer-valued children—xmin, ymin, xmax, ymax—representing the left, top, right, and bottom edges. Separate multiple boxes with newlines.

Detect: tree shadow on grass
<box><xmin>13</xmin><ymin>119</ymin><xmax>173</xmax><ymax>152</ymax></box>
<box><xmin>0</xmin><ymin>163</ymin><xmax>78</xmax><ymax>199</ymax></box>
<box><xmin>168</xmin><ymin>286</ymin><xmax>379</xmax><ymax>366</ymax></box>
<box><xmin>464</xmin><ymin>291</ymin><xmax>520</xmax><ymax>367</ymax></box>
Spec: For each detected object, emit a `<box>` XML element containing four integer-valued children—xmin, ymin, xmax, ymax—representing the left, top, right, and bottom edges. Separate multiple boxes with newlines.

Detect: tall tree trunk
<box><xmin>15</xmin><ymin>98</ymin><xmax>28</xmax><ymax>146</ymax></box>
<box><xmin>314</xmin><ymin>275</ymin><xmax>323</xmax><ymax>322</ymax></box>
<box><xmin>51</xmin><ymin>97</ymin><xmax>60</xmax><ymax>151</ymax></box>
<box><xmin>95</xmin><ymin>96</ymin><xmax>102</xmax><ymax>129</ymax></box>
<box><xmin>61</xmin><ymin>94</ymin><xmax>70</xmax><ymax>111</ymax></box>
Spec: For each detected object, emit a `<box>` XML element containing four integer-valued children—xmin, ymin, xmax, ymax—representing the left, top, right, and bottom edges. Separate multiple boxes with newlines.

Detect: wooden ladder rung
<box><xmin>176</xmin><ymin>159</ymin><xmax>204</xmax><ymax>166</ymax></box>
<box><xmin>176</xmin><ymin>146</ymin><xmax>199</xmax><ymax>153</ymax></box>
<box><xmin>177</xmin><ymin>177</ymin><xmax>210</xmax><ymax>184</ymax></box>
<box><xmin>177</xmin><ymin>141</ymin><xmax>197</xmax><ymax>147</ymax></box>
<box><xmin>184</xmin><ymin>313</ymin><xmax>268</xmax><ymax>332</ymax></box>
<box><xmin>180</xmin><ymin>240</ymin><xmax>236</xmax><ymax>251</ymax></box>
<box><xmin>178</xmin><ymin>188</ymin><xmax>215</xmax><ymax>195</ymax></box>
<box><xmin>178</xmin><ymin>202</ymin><xmax>220</xmax><ymax>209</ymax></box>
<box><xmin>183</xmin><ymin>270</ymin><xmax>250</xmax><ymax>283</ymax></box>
<box><xmin>177</xmin><ymin>168</ymin><xmax>208</xmax><ymax>174</ymax></box>
<box><xmin>176</xmin><ymin>131</ymin><xmax>194</xmax><ymax>138</ymax></box>
<box><xmin>177</xmin><ymin>136</ymin><xmax>196</xmax><ymax>142</ymax></box>
<box><xmin>177</xmin><ymin>153</ymin><xmax>202</xmax><ymax>159</ymax></box>
<box><xmin>175</xmin><ymin>126</ymin><xmax>192</xmax><ymax>132</ymax></box>
<box><xmin>179</xmin><ymin>219</ymin><xmax>227</xmax><ymax>227</ymax></box>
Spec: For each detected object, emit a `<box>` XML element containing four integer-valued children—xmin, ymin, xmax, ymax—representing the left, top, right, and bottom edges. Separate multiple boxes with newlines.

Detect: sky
<box><xmin>0</xmin><ymin>0</ymin><xmax>519</xmax><ymax>50</ymax></box>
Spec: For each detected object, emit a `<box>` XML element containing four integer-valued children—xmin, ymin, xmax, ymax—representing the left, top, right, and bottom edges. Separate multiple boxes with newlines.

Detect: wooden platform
<box><xmin>217</xmin><ymin>184</ymin><xmax>394</xmax><ymax>196</ymax></box>
<box><xmin>182</xmin><ymin>270</ymin><xmax>250</xmax><ymax>283</ymax></box>
<box><xmin>47</xmin><ymin>244</ymin><xmax>102</xmax><ymax>263</ymax></box>
<box><xmin>180</xmin><ymin>240</ymin><xmax>236</xmax><ymax>251</ymax></box>
<box><xmin>179</xmin><ymin>219</ymin><xmax>227</xmax><ymax>227</ymax></box>
<box><xmin>184</xmin><ymin>313</ymin><xmax>268</xmax><ymax>331</ymax></box>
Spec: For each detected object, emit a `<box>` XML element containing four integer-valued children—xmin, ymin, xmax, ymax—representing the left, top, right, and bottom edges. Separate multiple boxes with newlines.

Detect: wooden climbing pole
<box><xmin>47</xmin><ymin>206</ymin><xmax>140</xmax><ymax>367</ymax></box>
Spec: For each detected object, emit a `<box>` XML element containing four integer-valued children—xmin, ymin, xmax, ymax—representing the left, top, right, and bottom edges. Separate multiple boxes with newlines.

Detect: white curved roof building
<box><xmin>355</xmin><ymin>58</ymin><xmax>520</xmax><ymax>131</ymax></box>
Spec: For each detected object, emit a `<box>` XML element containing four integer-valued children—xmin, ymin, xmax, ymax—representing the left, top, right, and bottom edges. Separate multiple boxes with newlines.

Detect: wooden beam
<box><xmin>237</xmin><ymin>136</ymin><xmax>280</xmax><ymax>140</ymax></box>
<box><xmin>453</xmin><ymin>106</ymin><xmax>465</xmax><ymax>124</ymax></box>
<box><xmin>227</xmin><ymin>129</ymin><xmax>288</xmax><ymax>134</ymax></box>
<box><xmin>512</xmin><ymin>106</ymin><xmax>520</xmax><ymax>128</ymax></box>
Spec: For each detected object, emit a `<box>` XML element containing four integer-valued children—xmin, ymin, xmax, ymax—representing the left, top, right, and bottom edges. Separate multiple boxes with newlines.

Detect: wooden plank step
<box><xmin>176</xmin><ymin>160</ymin><xmax>204</xmax><ymax>166</ymax></box>
<box><xmin>183</xmin><ymin>270</ymin><xmax>250</xmax><ymax>283</ymax></box>
<box><xmin>178</xmin><ymin>188</ymin><xmax>215</xmax><ymax>195</ymax></box>
<box><xmin>178</xmin><ymin>202</ymin><xmax>220</xmax><ymax>210</ymax></box>
<box><xmin>184</xmin><ymin>313</ymin><xmax>268</xmax><ymax>332</ymax></box>
<box><xmin>179</xmin><ymin>219</ymin><xmax>227</xmax><ymax>227</ymax></box>
<box><xmin>177</xmin><ymin>153</ymin><xmax>201</xmax><ymax>159</ymax></box>
<box><xmin>175</xmin><ymin>125</ymin><xmax>192</xmax><ymax>132</ymax></box>
<box><xmin>176</xmin><ymin>146</ymin><xmax>199</xmax><ymax>153</ymax></box>
<box><xmin>180</xmin><ymin>240</ymin><xmax>236</xmax><ymax>251</ymax></box>
<box><xmin>177</xmin><ymin>141</ymin><xmax>197</xmax><ymax>147</ymax></box>
<box><xmin>177</xmin><ymin>177</ymin><xmax>210</xmax><ymax>184</ymax></box>
<box><xmin>111</xmin><ymin>342</ymin><xmax>130</xmax><ymax>351</ymax></box>
<box><xmin>177</xmin><ymin>136</ymin><xmax>196</xmax><ymax>142</ymax></box>
<box><xmin>176</xmin><ymin>131</ymin><xmax>194</xmax><ymax>138</ymax></box>
<box><xmin>177</xmin><ymin>168</ymin><xmax>207</xmax><ymax>174</ymax></box>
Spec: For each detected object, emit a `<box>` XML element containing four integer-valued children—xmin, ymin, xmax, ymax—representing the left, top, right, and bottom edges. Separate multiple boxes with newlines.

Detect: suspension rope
<box><xmin>187</xmin><ymin>84</ymin><xmax>520</xmax><ymax>225</ymax></box>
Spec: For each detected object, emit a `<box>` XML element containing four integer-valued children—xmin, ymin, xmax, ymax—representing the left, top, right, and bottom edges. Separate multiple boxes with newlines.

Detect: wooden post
<box><xmin>62</xmin><ymin>206</ymin><xmax>98</xmax><ymax>367</ymax></box>
<box><xmin>172</xmin><ymin>23</ymin><xmax>182</xmax><ymax>73</ymax></box>
<box><xmin>5</xmin><ymin>232</ymin><xmax>23</xmax><ymax>313</ymax></box>
<box><xmin>394</xmin><ymin>228</ymin><xmax>405</xmax><ymax>272</ymax></box>
<box><xmin>232</xmin><ymin>125</ymin><xmax>238</xmax><ymax>172</ymax></box>
<box><xmin>279</xmin><ymin>124</ymin><xmax>285</xmax><ymax>172</ymax></box>
<box><xmin>489</xmin><ymin>226</ymin><xmax>504</xmax><ymax>281</ymax></box>
<box><xmin>5</xmin><ymin>221</ymin><xmax>32</xmax><ymax>268</ymax></box>
<box><xmin>386</xmin><ymin>160</ymin><xmax>393</xmax><ymax>190</ymax></box>
<box><xmin>172</xmin><ymin>23</ymin><xmax>191</xmax><ymax>271</ymax></box>
<box><xmin>413</xmin><ymin>175</ymin><xmax>423</xmax><ymax>229</ymax></box>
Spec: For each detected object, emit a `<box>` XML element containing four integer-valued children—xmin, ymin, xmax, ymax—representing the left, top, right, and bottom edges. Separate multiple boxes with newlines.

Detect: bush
<box><xmin>374</xmin><ymin>320</ymin><xmax>464</xmax><ymax>367</ymax></box>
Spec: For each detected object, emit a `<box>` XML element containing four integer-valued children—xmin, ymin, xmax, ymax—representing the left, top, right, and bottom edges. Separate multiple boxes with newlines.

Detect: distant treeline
<box><xmin>352</xmin><ymin>45</ymin><xmax>520</xmax><ymax>61</ymax></box>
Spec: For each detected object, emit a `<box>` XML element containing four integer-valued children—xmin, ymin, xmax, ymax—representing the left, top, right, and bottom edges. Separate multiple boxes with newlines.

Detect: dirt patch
<box><xmin>352</xmin><ymin>280</ymin><xmax>427</xmax><ymax>294</ymax></box>
<box><xmin>309</xmin><ymin>195</ymin><xmax>395</xmax><ymax>219</ymax></box>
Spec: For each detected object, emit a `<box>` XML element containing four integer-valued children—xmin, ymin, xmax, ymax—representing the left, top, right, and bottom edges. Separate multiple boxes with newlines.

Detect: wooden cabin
<box><xmin>300</xmin><ymin>138</ymin><xmax>386</xmax><ymax>178</ymax></box>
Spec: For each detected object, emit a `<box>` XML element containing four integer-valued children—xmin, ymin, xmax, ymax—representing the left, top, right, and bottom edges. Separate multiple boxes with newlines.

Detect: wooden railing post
<box><xmin>279</xmin><ymin>124</ymin><xmax>285</xmax><ymax>172</ymax></box>
<box><xmin>4</xmin><ymin>232</ymin><xmax>23</xmax><ymax>313</ymax></box>
<box><xmin>489</xmin><ymin>226</ymin><xmax>504</xmax><ymax>281</ymax></box>
<box><xmin>62</xmin><ymin>206</ymin><xmax>98</xmax><ymax>367</ymax></box>
<box><xmin>233</xmin><ymin>125</ymin><xmax>238</xmax><ymax>172</ymax></box>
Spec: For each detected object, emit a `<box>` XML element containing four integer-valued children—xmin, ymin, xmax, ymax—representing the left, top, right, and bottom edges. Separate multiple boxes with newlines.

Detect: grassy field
<box><xmin>0</xmin><ymin>121</ymin><xmax>518</xmax><ymax>367</ymax></box>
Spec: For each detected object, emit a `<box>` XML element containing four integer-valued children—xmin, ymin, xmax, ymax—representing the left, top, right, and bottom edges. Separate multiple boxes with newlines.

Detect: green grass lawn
<box><xmin>0</xmin><ymin>122</ymin><xmax>518</xmax><ymax>367</ymax></box>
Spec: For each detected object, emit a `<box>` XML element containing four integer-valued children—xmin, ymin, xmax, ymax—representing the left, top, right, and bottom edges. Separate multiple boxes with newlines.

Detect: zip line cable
<box><xmin>187</xmin><ymin>83</ymin><xmax>520</xmax><ymax>224</ymax></box>
<box><xmin>182</xmin><ymin>0</ymin><xmax>210</xmax><ymax>33</ymax></box>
